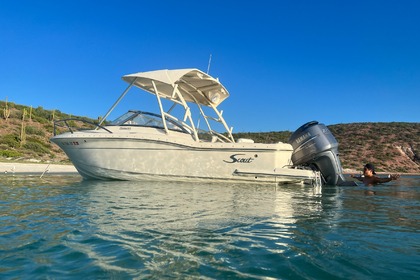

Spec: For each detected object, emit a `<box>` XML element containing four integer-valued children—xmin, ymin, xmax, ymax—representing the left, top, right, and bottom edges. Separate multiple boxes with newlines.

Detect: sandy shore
<box><xmin>0</xmin><ymin>161</ymin><xmax>78</xmax><ymax>174</ymax></box>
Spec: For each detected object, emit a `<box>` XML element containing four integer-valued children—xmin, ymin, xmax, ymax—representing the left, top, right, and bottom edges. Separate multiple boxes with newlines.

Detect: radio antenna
<box><xmin>206</xmin><ymin>54</ymin><xmax>212</xmax><ymax>74</ymax></box>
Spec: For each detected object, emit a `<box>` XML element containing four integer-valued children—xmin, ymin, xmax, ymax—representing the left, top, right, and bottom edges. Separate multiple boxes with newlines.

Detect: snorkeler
<box><xmin>351</xmin><ymin>163</ymin><xmax>400</xmax><ymax>186</ymax></box>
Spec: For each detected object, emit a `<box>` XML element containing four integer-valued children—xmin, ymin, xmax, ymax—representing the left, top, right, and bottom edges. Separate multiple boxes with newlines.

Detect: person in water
<box><xmin>351</xmin><ymin>163</ymin><xmax>400</xmax><ymax>186</ymax></box>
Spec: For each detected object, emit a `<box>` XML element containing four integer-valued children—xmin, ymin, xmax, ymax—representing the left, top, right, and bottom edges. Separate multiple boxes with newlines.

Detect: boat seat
<box><xmin>236</xmin><ymin>138</ymin><xmax>254</xmax><ymax>143</ymax></box>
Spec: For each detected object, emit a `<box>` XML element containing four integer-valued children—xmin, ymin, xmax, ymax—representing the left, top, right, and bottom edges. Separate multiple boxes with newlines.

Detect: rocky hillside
<box><xmin>0</xmin><ymin>100</ymin><xmax>96</xmax><ymax>163</ymax></box>
<box><xmin>329</xmin><ymin>123</ymin><xmax>419</xmax><ymax>173</ymax></box>
<box><xmin>1</xmin><ymin>100</ymin><xmax>419</xmax><ymax>173</ymax></box>
<box><xmin>235</xmin><ymin>123</ymin><xmax>419</xmax><ymax>173</ymax></box>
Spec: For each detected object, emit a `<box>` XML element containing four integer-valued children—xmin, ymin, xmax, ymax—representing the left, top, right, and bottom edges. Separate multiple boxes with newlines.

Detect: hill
<box><xmin>1</xmin><ymin>100</ymin><xmax>419</xmax><ymax>173</ymax></box>
<box><xmin>0</xmin><ymin>100</ymin><xmax>96</xmax><ymax>163</ymax></box>
<box><xmin>235</xmin><ymin>123</ymin><xmax>419</xmax><ymax>173</ymax></box>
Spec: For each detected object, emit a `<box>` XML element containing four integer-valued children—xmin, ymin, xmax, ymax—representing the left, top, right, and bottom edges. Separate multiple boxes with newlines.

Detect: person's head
<box><xmin>363</xmin><ymin>163</ymin><xmax>376</xmax><ymax>176</ymax></box>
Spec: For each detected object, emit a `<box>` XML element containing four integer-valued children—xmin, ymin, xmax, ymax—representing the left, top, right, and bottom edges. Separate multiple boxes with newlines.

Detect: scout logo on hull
<box><xmin>224</xmin><ymin>154</ymin><xmax>257</xmax><ymax>163</ymax></box>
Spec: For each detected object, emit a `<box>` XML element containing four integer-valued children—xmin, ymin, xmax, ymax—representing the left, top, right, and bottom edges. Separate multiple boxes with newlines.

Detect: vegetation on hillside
<box><xmin>1</xmin><ymin>99</ymin><xmax>419</xmax><ymax>173</ymax></box>
<box><xmin>0</xmin><ymin>99</ymin><xmax>96</xmax><ymax>162</ymax></box>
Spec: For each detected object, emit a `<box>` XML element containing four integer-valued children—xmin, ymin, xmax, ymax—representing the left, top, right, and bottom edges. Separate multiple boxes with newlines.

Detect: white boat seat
<box><xmin>236</xmin><ymin>138</ymin><xmax>254</xmax><ymax>143</ymax></box>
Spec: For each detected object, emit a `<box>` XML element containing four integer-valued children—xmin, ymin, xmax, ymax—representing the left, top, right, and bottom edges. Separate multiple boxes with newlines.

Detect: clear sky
<box><xmin>1</xmin><ymin>0</ymin><xmax>419</xmax><ymax>132</ymax></box>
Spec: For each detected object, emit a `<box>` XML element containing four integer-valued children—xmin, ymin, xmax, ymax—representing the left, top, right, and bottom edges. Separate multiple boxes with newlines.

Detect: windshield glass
<box><xmin>109</xmin><ymin>111</ymin><xmax>137</xmax><ymax>125</ymax></box>
<box><xmin>110</xmin><ymin>111</ymin><xmax>189</xmax><ymax>133</ymax></box>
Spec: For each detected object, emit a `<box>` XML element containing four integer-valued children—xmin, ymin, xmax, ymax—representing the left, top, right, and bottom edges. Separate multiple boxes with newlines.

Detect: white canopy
<box><xmin>122</xmin><ymin>69</ymin><xmax>229</xmax><ymax>107</ymax></box>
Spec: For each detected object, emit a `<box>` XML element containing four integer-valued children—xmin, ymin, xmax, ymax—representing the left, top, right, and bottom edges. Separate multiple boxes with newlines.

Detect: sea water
<box><xmin>0</xmin><ymin>175</ymin><xmax>419</xmax><ymax>279</ymax></box>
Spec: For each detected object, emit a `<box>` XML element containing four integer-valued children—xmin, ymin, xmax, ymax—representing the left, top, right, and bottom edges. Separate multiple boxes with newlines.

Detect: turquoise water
<box><xmin>1</xmin><ymin>175</ymin><xmax>419</xmax><ymax>279</ymax></box>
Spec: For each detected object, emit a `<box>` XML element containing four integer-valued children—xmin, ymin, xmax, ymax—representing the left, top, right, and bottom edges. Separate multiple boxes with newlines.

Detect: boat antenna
<box><xmin>206</xmin><ymin>54</ymin><xmax>212</xmax><ymax>74</ymax></box>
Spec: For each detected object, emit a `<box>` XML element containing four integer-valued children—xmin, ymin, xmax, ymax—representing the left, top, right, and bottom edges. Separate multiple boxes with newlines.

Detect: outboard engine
<box><xmin>289</xmin><ymin>121</ymin><xmax>347</xmax><ymax>185</ymax></box>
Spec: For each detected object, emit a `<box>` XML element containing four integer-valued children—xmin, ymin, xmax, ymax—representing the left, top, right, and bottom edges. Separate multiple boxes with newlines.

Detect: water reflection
<box><xmin>70</xmin><ymin>180</ymin><xmax>327</xmax><ymax>277</ymax></box>
<box><xmin>81</xmin><ymin>180</ymin><xmax>323</xmax><ymax>232</ymax></box>
<box><xmin>330</xmin><ymin>176</ymin><xmax>420</xmax><ymax>233</ymax></box>
<box><xmin>1</xmin><ymin>175</ymin><xmax>418</xmax><ymax>278</ymax></box>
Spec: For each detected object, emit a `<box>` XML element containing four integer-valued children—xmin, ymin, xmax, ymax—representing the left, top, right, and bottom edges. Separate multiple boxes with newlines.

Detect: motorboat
<box><xmin>51</xmin><ymin>68</ymin><xmax>349</xmax><ymax>186</ymax></box>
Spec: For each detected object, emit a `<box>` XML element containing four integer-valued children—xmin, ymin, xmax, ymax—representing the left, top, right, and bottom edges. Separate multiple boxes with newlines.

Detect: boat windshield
<box><xmin>109</xmin><ymin>111</ymin><xmax>190</xmax><ymax>133</ymax></box>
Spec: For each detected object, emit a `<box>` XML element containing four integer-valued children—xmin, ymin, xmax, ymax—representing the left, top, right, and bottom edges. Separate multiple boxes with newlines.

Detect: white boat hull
<box><xmin>51</xmin><ymin>129</ymin><xmax>317</xmax><ymax>184</ymax></box>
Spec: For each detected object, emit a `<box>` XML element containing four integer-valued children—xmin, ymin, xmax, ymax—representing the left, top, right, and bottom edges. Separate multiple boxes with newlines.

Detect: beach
<box><xmin>0</xmin><ymin>161</ymin><xmax>78</xmax><ymax>174</ymax></box>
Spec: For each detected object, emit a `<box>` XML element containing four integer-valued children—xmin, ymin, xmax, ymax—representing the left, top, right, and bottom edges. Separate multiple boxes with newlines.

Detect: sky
<box><xmin>1</xmin><ymin>0</ymin><xmax>419</xmax><ymax>132</ymax></box>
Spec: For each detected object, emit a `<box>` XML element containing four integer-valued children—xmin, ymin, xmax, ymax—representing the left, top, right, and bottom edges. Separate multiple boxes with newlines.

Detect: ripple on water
<box><xmin>0</xmin><ymin>175</ymin><xmax>419</xmax><ymax>278</ymax></box>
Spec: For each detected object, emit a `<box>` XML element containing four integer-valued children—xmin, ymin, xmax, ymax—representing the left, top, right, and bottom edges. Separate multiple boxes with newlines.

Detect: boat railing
<box><xmin>162</xmin><ymin>112</ymin><xmax>194</xmax><ymax>135</ymax></box>
<box><xmin>53</xmin><ymin>118</ymin><xmax>113</xmax><ymax>136</ymax></box>
<box><xmin>208</xmin><ymin>130</ymin><xmax>233</xmax><ymax>143</ymax></box>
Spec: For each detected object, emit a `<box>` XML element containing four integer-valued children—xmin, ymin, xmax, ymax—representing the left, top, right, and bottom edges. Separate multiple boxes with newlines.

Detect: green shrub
<box><xmin>32</xmin><ymin>115</ymin><xmax>48</xmax><ymax>124</ymax></box>
<box><xmin>395</xmin><ymin>166</ymin><xmax>408</xmax><ymax>173</ymax></box>
<box><xmin>23</xmin><ymin>141</ymin><xmax>51</xmax><ymax>156</ymax></box>
<box><xmin>33</xmin><ymin>106</ymin><xmax>50</xmax><ymax>119</ymax></box>
<box><xmin>0</xmin><ymin>149</ymin><xmax>22</xmax><ymax>158</ymax></box>
<box><xmin>25</xmin><ymin>126</ymin><xmax>46</xmax><ymax>136</ymax></box>
<box><xmin>44</xmin><ymin>123</ymin><xmax>54</xmax><ymax>131</ymax></box>
<box><xmin>1</xmin><ymin>134</ymin><xmax>20</xmax><ymax>148</ymax></box>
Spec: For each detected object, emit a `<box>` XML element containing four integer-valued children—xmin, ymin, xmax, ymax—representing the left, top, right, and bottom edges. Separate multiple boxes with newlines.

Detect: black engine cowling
<box><xmin>289</xmin><ymin>121</ymin><xmax>347</xmax><ymax>185</ymax></box>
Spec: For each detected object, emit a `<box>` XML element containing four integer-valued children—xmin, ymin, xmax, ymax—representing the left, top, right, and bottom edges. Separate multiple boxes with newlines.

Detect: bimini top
<box><xmin>122</xmin><ymin>69</ymin><xmax>229</xmax><ymax>107</ymax></box>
